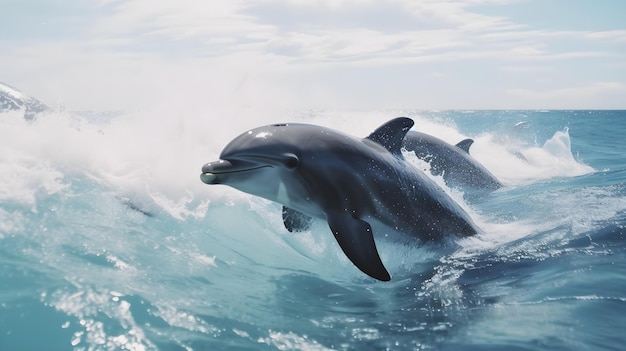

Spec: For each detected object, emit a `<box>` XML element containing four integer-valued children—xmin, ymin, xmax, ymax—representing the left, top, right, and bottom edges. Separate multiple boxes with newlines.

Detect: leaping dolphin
<box><xmin>402</xmin><ymin>131</ymin><xmax>502</xmax><ymax>191</ymax></box>
<box><xmin>200</xmin><ymin>117</ymin><xmax>479</xmax><ymax>281</ymax></box>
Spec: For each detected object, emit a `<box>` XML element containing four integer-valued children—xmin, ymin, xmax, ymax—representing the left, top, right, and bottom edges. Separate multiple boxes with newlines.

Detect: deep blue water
<box><xmin>1</xmin><ymin>110</ymin><xmax>625</xmax><ymax>350</ymax></box>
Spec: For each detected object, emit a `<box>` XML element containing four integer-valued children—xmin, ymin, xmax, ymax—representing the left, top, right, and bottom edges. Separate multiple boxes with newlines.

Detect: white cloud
<box><xmin>0</xmin><ymin>0</ymin><xmax>624</xmax><ymax>109</ymax></box>
<box><xmin>80</xmin><ymin>0</ymin><xmax>550</xmax><ymax>64</ymax></box>
<box><xmin>584</xmin><ymin>30</ymin><xmax>626</xmax><ymax>42</ymax></box>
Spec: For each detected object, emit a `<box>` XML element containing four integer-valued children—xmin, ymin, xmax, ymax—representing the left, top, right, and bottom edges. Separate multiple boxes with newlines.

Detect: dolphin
<box><xmin>402</xmin><ymin>131</ymin><xmax>502</xmax><ymax>191</ymax></box>
<box><xmin>200</xmin><ymin>117</ymin><xmax>478</xmax><ymax>281</ymax></box>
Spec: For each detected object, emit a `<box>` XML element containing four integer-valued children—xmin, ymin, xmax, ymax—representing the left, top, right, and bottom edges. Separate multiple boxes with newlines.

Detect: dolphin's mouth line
<box><xmin>201</xmin><ymin>164</ymin><xmax>272</xmax><ymax>184</ymax></box>
<box><xmin>202</xmin><ymin>165</ymin><xmax>270</xmax><ymax>176</ymax></box>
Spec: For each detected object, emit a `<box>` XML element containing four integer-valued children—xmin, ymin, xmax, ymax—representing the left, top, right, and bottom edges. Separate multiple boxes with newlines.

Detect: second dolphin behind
<box><xmin>402</xmin><ymin>131</ymin><xmax>502</xmax><ymax>192</ymax></box>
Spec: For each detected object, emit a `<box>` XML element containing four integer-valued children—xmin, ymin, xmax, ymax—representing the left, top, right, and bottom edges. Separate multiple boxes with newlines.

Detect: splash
<box><xmin>460</xmin><ymin>127</ymin><xmax>594</xmax><ymax>186</ymax></box>
<box><xmin>1</xmin><ymin>108</ymin><xmax>594</xmax><ymax>227</ymax></box>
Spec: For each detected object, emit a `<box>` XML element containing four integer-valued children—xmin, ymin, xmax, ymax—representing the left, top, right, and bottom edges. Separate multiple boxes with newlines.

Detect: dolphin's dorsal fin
<box><xmin>455</xmin><ymin>138</ymin><xmax>474</xmax><ymax>154</ymax></box>
<box><xmin>366</xmin><ymin>117</ymin><xmax>414</xmax><ymax>156</ymax></box>
<box><xmin>327</xmin><ymin>211</ymin><xmax>391</xmax><ymax>281</ymax></box>
<box><xmin>282</xmin><ymin>206</ymin><xmax>313</xmax><ymax>232</ymax></box>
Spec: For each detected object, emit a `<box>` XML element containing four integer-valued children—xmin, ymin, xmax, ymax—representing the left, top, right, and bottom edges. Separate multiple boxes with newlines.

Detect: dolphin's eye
<box><xmin>283</xmin><ymin>154</ymin><xmax>299</xmax><ymax>170</ymax></box>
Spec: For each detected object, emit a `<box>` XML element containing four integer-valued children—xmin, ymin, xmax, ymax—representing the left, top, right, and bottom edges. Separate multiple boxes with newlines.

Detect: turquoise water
<box><xmin>1</xmin><ymin>110</ymin><xmax>624</xmax><ymax>350</ymax></box>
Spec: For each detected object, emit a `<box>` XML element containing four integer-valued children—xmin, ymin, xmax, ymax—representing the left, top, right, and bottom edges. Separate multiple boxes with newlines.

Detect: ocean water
<box><xmin>1</xmin><ymin>109</ymin><xmax>624</xmax><ymax>351</ymax></box>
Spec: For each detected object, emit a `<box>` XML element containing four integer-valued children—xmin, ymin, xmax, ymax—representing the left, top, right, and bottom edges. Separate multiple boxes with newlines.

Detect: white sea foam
<box><xmin>475</xmin><ymin>128</ymin><xmax>594</xmax><ymax>185</ymax></box>
<box><xmin>0</xmin><ymin>107</ymin><xmax>594</xmax><ymax>224</ymax></box>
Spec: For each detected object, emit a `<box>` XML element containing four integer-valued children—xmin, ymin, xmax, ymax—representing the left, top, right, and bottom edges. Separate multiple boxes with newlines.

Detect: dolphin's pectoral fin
<box><xmin>366</xmin><ymin>117</ymin><xmax>414</xmax><ymax>156</ymax></box>
<box><xmin>282</xmin><ymin>206</ymin><xmax>313</xmax><ymax>232</ymax></box>
<box><xmin>455</xmin><ymin>138</ymin><xmax>474</xmax><ymax>154</ymax></box>
<box><xmin>327</xmin><ymin>212</ymin><xmax>391</xmax><ymax>281</ymax></box>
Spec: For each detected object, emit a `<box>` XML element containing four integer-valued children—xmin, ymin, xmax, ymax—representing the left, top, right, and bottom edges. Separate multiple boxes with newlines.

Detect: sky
<box><xmin>1</xmin><ymin>0</ymin><xmax>625</xmax><ymax>111</ymax></box>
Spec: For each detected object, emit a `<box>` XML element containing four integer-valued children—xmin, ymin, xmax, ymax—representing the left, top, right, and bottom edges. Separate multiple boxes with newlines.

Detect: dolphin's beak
<box><xmin>200</xmin><ymin>159</ymin><xmax>268</xmax><ymax>184</ymax></box>
<box><xmin>200</xmin><ymin>171</ymin><xmax>218</xmax><ymax>184</ymax></box>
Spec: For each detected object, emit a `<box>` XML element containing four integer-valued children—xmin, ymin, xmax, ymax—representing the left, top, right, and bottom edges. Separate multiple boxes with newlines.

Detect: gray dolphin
<box><xmin>200</xmin><ymin>117</ymin><xmax>478</xmax><ymax>281</ymax></box>
<box><xmin>402</xmin><ymin>131</ymin><xmax>502</xmax><ymax>191</ymax></box>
